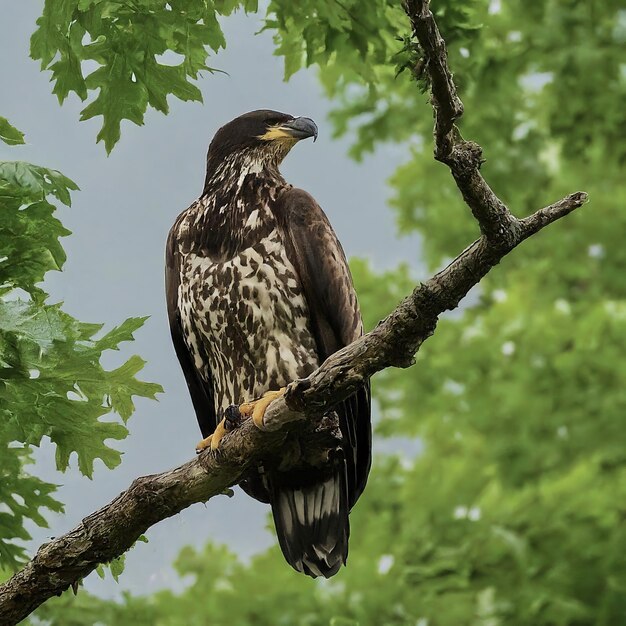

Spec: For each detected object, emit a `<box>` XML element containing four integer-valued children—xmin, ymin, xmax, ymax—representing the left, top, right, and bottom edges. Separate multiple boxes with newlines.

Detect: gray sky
<box><xmin>1</xmin><ymin>1</ymin><xmax>422</xmax><ymax>597</ymax></box>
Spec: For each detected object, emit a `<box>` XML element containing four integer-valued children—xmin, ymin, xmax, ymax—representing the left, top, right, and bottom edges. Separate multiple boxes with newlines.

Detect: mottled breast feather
<box><xmin>177</xmin><ymin>207</ymin><xmax>319</xmax><ymax>414</ymax></box>
<box><xmin>167</xmin><ymin>164</ymin><xmax>319</xmax><ymax>434</ymax></box>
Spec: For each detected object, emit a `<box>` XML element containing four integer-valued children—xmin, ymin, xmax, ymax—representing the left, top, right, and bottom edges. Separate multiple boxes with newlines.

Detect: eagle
<box><xmin>165</xmin><ymin>110</ymin><xmax>371</xmax><ymax>578</ymax></box>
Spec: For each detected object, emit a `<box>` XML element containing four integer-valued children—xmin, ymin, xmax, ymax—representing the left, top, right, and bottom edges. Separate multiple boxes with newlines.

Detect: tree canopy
<box><xmin>2</xmin><ymin>0</ymin><xmax>625</xmax><ymax>624</ymax></box>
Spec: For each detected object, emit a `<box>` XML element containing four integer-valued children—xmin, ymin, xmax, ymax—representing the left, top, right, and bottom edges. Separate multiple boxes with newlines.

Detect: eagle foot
<box><xmin>196</xmin><ymin>406</ymin><xmax>244</xmax><ymax>452</ymax></box>
<box><xmin>239</xmin><ymin>387</ymin><xmax>287</xmax><ymax>430</ymax></box>
<box><xmin>195</xmin><ymin>417</ymin><xmax>230</xmax><ymax>454</ymax></box>
<box><xmin>195</xmin><ymin>388</ymin><xmax>286</xmax><ymax>453</ymax></box>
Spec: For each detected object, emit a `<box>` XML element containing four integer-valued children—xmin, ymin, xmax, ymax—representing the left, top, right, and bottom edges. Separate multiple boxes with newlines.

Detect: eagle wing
<box><xmin>165</xmin><ymin>223</ymin><xmax>217</xmax><ymax>438</ymax></box>
<box><xmin>272</xmin><ymin>187</ymin><xmax>372</xmax><ymax>507</ymax></box>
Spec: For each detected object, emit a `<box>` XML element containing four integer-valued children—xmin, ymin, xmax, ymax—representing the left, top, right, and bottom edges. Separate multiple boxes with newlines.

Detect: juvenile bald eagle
<box><xmin>166</xmin><ymin>110</ymin><xmax>371</xmax><ymax>578</ymax></box>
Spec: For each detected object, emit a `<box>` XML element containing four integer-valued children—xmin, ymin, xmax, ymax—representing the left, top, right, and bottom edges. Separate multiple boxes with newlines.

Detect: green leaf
<box><xmin>81</xmin><ymin>57</ymin><xmax>148</xmax><ymax>154</ymax></box>
<box><xmin>95</xmin><ymin>317</ymin><xmax>149</xmax><ymax>351</ymax></box>
<box><xmin>0</xmin><ymin>161</ymin><xmax>79</xmax><ymax>206</ymax></box>
<box><xmin>106</xmin><ymin>355</ymin><xmax>163</xmax><ymax>422</ymax></box>
<box><xmin>0</xmin><ymin>118</ymin><xmax>25</xmax><ymax>146</ymax></box>
<box><xmin>49</xmin><ymin>21</ymin><xmax>88</xmax><ymax>103</ymax></box>
<box><xmin>94</xmin><ymin>554</ymin><xmax>125</xmax><ymax>582</ymax></box>
<box><xmin>0</xmin><ymin>301</ymin><xmax>70</xmax><ymax>350</ymax></box>
<box><xmin>136</xmin><ymin>62</ymin><xmax>202</xmax><ymax>115</ymax></box>
<box><xmin>109</xmin><ymin>554</ymin><xmax>125</xmax><ymax>582</ymax></box>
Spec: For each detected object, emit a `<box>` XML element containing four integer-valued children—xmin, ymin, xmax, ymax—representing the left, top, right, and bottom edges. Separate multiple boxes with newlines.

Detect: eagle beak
<box><xmin>280</xmin><ymin>117</ymin><xmax>318</xmax><ymax>142</ymax></box>
<box><xmin>259</xmin><ymin>117</ymin><xmax>318</xmax><ymax>143</ymax></box>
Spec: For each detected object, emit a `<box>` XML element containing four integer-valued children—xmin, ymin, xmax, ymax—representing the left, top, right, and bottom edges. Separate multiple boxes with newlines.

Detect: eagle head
<box><xmin>204</xmin><ymin>110</ymin><xmax>318</xmax><ymax>188</ymax></box>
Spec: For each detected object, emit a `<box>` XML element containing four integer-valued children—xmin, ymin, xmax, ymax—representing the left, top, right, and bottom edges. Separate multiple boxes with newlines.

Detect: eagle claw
<box><xmin>224</xmin><ymin>405</ymin><xmax>242</xmax><ymax>431</ymax></box>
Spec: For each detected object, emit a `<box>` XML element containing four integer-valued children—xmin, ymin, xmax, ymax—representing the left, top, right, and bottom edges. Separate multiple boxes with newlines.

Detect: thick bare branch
<box><xmin>0</xmin><ymin>425</ymin><xmax>285</xmax><ymax>625</ymax></box>
<box><xmin>0</xmin><ymin>3</ymin><xmax>588</xmax><ymax>624</ymax></box>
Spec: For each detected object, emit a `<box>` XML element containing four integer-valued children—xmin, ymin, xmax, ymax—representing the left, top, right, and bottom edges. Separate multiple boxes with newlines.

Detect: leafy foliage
<box><xmin>95</xmin><ymin>536</ymin><xmax>147</xmax><ymax>583</ymax></box>
<box><xmin>0</xmin><ymin>121</ymin><xmax>162</xmax><ymax>569</ymax></box>
<box><xmin>30</xmin><ymin>0</ymin><xmax>243</xmax><ymax>152</ymax></box>
<box><xmin>0</xmin><ymin>160</ymin><xmax>77</xmax><ymax>298</ymax></box>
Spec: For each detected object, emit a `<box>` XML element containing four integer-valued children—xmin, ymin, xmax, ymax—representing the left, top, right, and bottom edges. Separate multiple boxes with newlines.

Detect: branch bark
<box><xmin>0</xmin><ymin>2</ymin><xmax>587</xmax><ymax>623</ymax></box>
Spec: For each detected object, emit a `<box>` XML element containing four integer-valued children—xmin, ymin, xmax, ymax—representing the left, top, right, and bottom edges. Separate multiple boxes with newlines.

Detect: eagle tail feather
<box><xmin>270</xmin><ymin>467</ymin><xmax>349</xmax><ymax>579</ymax></box>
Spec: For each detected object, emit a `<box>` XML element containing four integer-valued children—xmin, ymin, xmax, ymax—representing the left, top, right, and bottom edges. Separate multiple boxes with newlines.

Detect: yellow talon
<box><xmin>195</xmin><ymin>436</ymin><xmax>211</xmax><ymax>453</ymax></box>
<box><xmin>195</xmin><ymin>418</ymin><xmax>228</xmax><ymax>453</ymax></box>
<box><xmin>195</xmin><ymin>388</ymin><xmax>286</xmax><ymax>451</ymax></box>
<box><xmin>240</xmin><ymin>387</ymin><xmax>286</xmax><ymax>429</ymax></box>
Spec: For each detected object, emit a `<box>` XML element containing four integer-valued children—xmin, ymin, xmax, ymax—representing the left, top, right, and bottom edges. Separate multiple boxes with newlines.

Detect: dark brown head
<box><xmin>204</xmin><ymin>110</ymin><xmax>318</xmax><ymax>189</ymax></box>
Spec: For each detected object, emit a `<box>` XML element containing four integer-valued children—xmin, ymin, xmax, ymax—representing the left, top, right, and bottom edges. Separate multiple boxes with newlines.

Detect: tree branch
<box><xmin>403</xmin><ymin>0</ymin><xmax>519</xmax><ymax>245</ymax></box>
<box><xmin>0</xmin><ymin>3</ymin><xmax>588</xmax><ymax>623</ymax></box>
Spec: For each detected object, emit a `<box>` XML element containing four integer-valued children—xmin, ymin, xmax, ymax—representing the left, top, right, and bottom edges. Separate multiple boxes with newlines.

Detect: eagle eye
<box><xmin>266</xmin><ymin>116</ymin><xmax>292</xmax><ymax>127</ymax></box>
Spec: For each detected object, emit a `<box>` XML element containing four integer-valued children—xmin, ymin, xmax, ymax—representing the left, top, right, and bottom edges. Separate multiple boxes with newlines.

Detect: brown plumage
<box><xmin>165</xmin><ymin>110</ymin><xmax>371</xmax><ymax>578</ymax></box>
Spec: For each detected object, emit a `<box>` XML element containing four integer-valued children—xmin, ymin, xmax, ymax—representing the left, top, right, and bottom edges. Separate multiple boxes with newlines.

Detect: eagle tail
<box><xmin>269</xmin><ymin>467</ymin><xmax>349</xmax><ymax>579</ymax></box>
